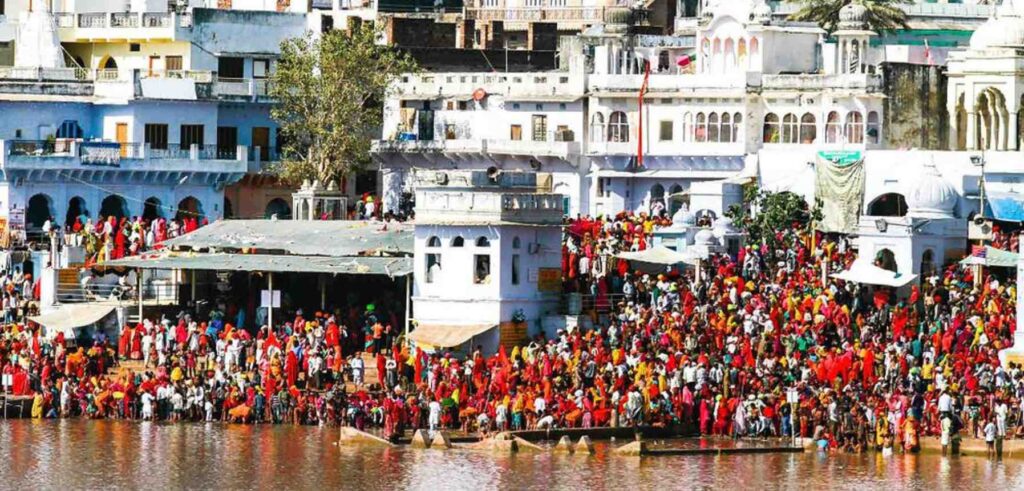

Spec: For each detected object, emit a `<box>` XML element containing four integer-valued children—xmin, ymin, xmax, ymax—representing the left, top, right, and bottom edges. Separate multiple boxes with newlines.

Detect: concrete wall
<box><xmin>0</xmin><ymin>102</ymin><xmax>94</xmax><ymax>140</ymax></box>
<box><xmin>217</xmin><ymin>103</ymin><xmax>278</xmax><ymax>148</ymax></box>
<box><xmin>95</xmin><ymin>101</ymin><xmax>219</xmax><ymax>144</ymax></box>
<box><xmin>882</xmin><ymin>62</ymin><xmax>948</xmax><ymax>151</ymax></box>
<box><xmin>412</xmin><ymin>222</ymin><xmax>562</xmax><ymax>352</ymax></box>
<box><xmin>190</xmin><ymin>8</ymin><xmax>308</xmax><ymax>71</ymax></box>
<box><xmin>65</xmin><ymin>40</ymin><xmax>193</xmax><ymax>71</ymax></box>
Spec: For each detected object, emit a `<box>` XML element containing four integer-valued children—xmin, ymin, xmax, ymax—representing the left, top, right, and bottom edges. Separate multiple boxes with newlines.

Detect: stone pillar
<box><xmin>456</xmin><ymin>19</ymin><xmax>475</xmax><ymax>49</ymax></box>
<box><xmin>966</xmin><ymin>111</ymin><xmax>977</xmax><ymax>150</ymax></box>
<box><xmin>1012</xmin><ymin>112</ymin><xmax>1021</xmax><ymax>151</ymax></box>
<box><xmin>999</xmin><ymin>233</ymin><xmax>1024</xmax><ymax>367</ymax></box>
<box><xmin>381</xmin><ymin>168</ymin><xmax>405</xmax><ymax>215</ymax></box>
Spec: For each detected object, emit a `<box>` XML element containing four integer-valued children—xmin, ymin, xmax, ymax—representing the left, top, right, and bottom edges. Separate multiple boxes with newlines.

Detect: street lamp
<box><xmin>971</xmin><ymin>153</ymin><xmax>986</xmax><ymax>217</ymax></box>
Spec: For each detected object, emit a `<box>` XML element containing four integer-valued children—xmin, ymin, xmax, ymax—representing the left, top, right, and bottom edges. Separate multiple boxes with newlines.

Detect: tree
<box><xmin>269</xmin><ymin>25</ymin><xmax>418</xmax><ymax>186</ymax></box>
<box><xmin>787</xmin><ymin>0</ymin><xmax>910</xmax><ymax>34</ymax></box>
<box><xmin>725</xmin><ymin>187</ymin><xmax>823</xmax><ymax>250</ymax></box>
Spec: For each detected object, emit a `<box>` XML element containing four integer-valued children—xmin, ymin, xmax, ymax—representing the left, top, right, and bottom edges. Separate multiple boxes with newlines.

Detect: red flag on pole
<box><xmin>637</xmin><ymin>60</ymin><xmax>650</xmax><ymax>168</ymax></box>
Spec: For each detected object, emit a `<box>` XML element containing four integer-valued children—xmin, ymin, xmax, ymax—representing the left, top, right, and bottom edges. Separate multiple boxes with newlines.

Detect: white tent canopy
<box><xmin>615</xmin><ymin>246</ymin><xmax>699</xmax><ymax>266</ymax></box>
<box><xmin>831</xmin><ymin>258</ymin><xmax>918</xmax><ymax>288</ymax></box>
<box><xmin>28</xmin><ymin>303</ymin><xmax>116</xmax><ymax>339</ymax></box>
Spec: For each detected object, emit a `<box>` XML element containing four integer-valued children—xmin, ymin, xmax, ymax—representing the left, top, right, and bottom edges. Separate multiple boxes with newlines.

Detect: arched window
<box><xmin>681</xmin><ymin>112</ymin><xmax>693</xmax><ymax>142</ymax></box>
<box><xmin>590</xmin><ymin>113</ymin><xmax>605</xmax><ymax>143</ymax></box>
<box><xmin>845</xmin><ymin>111</ymin><xmax>864</xmax><ymax>143</ymax></box>
<box><xmin>799</xmin><ymin>113</ymin><xmax>817</xmax><ymax>143</ymax></box>
<box><xmin>67</xmin><ymin>196</ymin><xmax>89</xmax><ymax>227</ymax></box>
<box><xmin>27</xmin><ymin>193</ymin><xmax>54</xmax><ymax>230</ymax></box>
<box><xmin>762</xmin><ymin>113</ymin><xmax>780</xmax><ymax>143</ymax></box>
<box><xmin>749</xmin><ymin>37</ymin><xmax>760</xmax><ymax>61</ymax></box>
<box><xmin>175</xmin><ymin>196</ymin><xmax>203</xmax><ymax>221</ymax></box>
<box><xmin>451</xmin><ymin>236</ymin><xmax>464</xmax><ymax>247</ymax></box>
<box><xmin>782</xmin><ymin>114</ymin><xmax>798</xmax><ymax>143</ymax></box>
<box><xmin>738</xmin><ymin>39</ymin><xmax>747</xmax><ymax>67</ymax></box>
<box><xmin>427</xmin><ymin>236</ymin><xmax>441</xmax><ymax>247</ymax></box>
<box><xmin>608</xmin><ymin>111</ymin><xmax>629</xmax><ymax>143</ymax></box>
<box><xmin>264</xmin><ymin>198</ymin><xmax>291</xmax><ymax>219</ymax></box>
<box><xmin>875</xmin><ymin>248</ymin><xmax>897</xmax><ymax>273</ymax></box>
<box><xmin>733</xmin><ymin>112</ymin><xmax>743</xmax><ymax>142</ymax></box>
<box><xmin>867</xmin><ymin>193</ymin><xmax>907</xmax><ymax>217</ymax></box>
<box><xmin>695</xmin><ymin>112</ymin><xmax>707</xmax><ymax>142</ymax></box>
<box><xmin>825</xmin><ymin>111</ymin><xmax>841</xmax><ymax>143</ymax></box>
<box><xmin>142</xmin><ymin>197</ymin><xmax>162</xmax><ymax>221</ymax></box>
<box><xmin>721</xmin><ymin>112</ymin><xmax>733</xmax><ymax>143</ymax></box>
<box><xmin>920</xmin><ymin>249</ymin><xmax>936</xmax><ymax>279</ymax></box>
<box><xmin>724</xmin><ymin>38</ymin><xmax>735</xmax><ymax>68</ymax></box>
<box><xmin>867</xmin><ymin>111</ymin><xmax>880</xmax><ymax>144</ymax></box>
<box><xmin>475</xmin><ymin>236</ymin><xmax>491</xmax><ymax>247</ymax></box>
<box><xmin>101</xmin><ymin>195</ymin><xmax>129</xmax><ymax>220</ymax></box>
<box><xmin>650</xmin><ymin>183</ymin><xmax>665</xmax><ymax>208</ymax></box>
<box><xmin>701</xmin><ymin>38</ymin><xmax>711</xmax><ymax>73</ymax></box>
<box><xmin>707</xmin><ymin>112</ymin><xmax>720</xmax><ymax>142</ymax></box>
<box><xmin>512</xmin><ymin>236</ymin><xmax>521</xmax><ymax>249</ymax></box>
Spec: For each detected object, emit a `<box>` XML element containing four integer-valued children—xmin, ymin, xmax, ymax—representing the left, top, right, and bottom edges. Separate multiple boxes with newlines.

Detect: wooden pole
<box><xmin>404</xmin><ymin>274</ymin><xmax>411</xmax><ymax>344</ymax></box>
<box><xmin>137</xmin><ymin>268</ymin><xmax>143</xmax><ymax>322</ymax></box>
<box><xmin>268</xmin><ymin>272</ymin><xmax>274</xmax><ymax>330</ymax></box>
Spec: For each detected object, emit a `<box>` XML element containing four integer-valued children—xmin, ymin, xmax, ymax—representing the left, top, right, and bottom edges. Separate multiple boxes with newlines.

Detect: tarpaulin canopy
<box><xmin>960</xmin><ymin>246</ymin><xmax>1019</xmax><ymax>268</ymax></box>
<box><xmin>615</xmin><ymin>246</ymin><xmax>698</xmax><ymax>266</ymax></box>
<box><xmin>101</xmin><ymin>252</ymin><xmax>413</xmax><ymax>277</ymax></box>
<box><xmin>408</xmin><ymin>323</ymin><xmax>496</xmax><ymax>349</ymax></box>
<box><xmin>28</xmin><ymin>303</ymin><xmax>116</xmax><ymax>338</ymax></box>
<box><xmin>986</xmin><ymin>191</ymin><xmax>1024</xmax><ymax>222</ymax></box>
<box><xmin>831</xmin><ymin>258</ymin><xmax>918</xmax><ymax>287</ymax></box>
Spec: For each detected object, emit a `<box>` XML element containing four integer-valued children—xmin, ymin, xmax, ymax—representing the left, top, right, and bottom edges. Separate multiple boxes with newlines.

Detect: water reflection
<box><xmin>0</xmin><ymin>420</ymin><xmax>1023</xmax><ymax>490</ymax></box>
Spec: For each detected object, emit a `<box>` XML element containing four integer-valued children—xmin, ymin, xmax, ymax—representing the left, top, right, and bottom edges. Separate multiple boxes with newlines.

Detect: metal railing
<box><xmin>6</xmin><ymin>140</ymin><xmax>243</xmax><ymax>161</ymax></box>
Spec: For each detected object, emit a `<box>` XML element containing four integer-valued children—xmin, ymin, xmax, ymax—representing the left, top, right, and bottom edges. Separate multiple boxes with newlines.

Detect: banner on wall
<box><xmin>814</xmin><ymin>153</ymin><xmax>865</xmax><ymax>234</ymax></box>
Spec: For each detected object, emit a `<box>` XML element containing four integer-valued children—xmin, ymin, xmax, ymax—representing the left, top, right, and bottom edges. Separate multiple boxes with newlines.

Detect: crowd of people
<box><xmin>55</xmin><ymin>214</ymin><xmax>206</xmax><ymax>265</ymax></box>
<box><xmin>3</xmin><ymin>206</ymin><xmax>1023</xmax><ymax>456</ymax></box>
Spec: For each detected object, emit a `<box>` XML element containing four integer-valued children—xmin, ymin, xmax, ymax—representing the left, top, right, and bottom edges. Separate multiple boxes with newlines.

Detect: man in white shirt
<box><xmin>937</xmin><ymin>390</ymin><xmax>953</xmax><ymax>419</ymax></box>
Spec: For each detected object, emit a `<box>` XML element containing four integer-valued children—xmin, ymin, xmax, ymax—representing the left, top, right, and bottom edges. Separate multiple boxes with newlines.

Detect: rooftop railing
<box><xmin>54</xmin><ymin>11</ymin><xmax>192</xmax><ymax>30</ymax></box>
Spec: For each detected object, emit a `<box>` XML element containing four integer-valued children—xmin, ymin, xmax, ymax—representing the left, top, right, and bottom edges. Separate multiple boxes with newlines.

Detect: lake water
<box><xmin>2</xmin><ymin>420</ymin><xmax>1023</xmax><ymax>490</ymax></box>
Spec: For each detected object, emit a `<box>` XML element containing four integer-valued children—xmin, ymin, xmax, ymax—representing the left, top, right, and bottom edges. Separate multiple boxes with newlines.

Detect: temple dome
<box><xmin>837</xmin><ymin>2</ymin><xmax>868</xmax><ymax>30</ymax></box>
<box><xmin>905</xmin><ymin>161</ymin><xmax>957</xmax><ymax>218</ymax></box>
<box><xmin>712</xmin><ymin>216</ymin><xmax>738</xmax><ymax>238</ymax></box>
<box><xmin>970</xmin><ymin>3</ymin><xmax>1024</xmax><ymax>49</ymax></box>
<box><xmin>751</xmin><ymin>0</ymin><xmax>772</xmax><ymax>24</ymax></box>
<box><xmin>672</xmin><ymin>205</ymin><xmax>696</xmax><ymax>227</ymax></box>
<box><xmin>694</xmin><ymin>228</ymin><xmax>719</xmax><ymax>246</ymax></box>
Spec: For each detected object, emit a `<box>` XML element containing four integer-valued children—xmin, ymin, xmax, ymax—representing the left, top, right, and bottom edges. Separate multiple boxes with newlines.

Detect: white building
<box><xmin>375</xmin><ymin>0</ymin><xmax>1024</xmax><ymax>282</ymax></box>
<box><xmin>0</xmin><ymin>1</ymin><xmax>334</xmax><ymax>237</ymax></box>
<box><xmin>411</xmin><ymin>170</ymin><xmax>563</xmax><ymax>353</ymax></box>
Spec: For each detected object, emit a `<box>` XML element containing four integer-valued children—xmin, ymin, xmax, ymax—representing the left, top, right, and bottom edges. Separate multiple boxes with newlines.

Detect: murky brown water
<box><xmin>1</xmin><ymin>420</ymin><xmax>1023</xmax><ymax>490</ymax></box>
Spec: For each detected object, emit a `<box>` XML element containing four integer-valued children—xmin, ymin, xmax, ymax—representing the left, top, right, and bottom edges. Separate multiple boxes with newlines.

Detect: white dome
<box><xmin>712</xmin><ymin>216</ymin><xmax>738</xmax><ymax>238</ymax></box>
<box><xmin>751</xmin><ymin>0</ymin><xmax>772</xmax><ymax>24</ymax></box>
<box><xmin>672</xmin><ymin>205</ymin><xmax>696</xmax><ymax>227</ymax></box>
<box><xmin>970</xmin><ymin>3</ymin><xmax>1024</xmax><ymax>49</ymax></box>
<box><xmin>694</xmin><ymin>229</ymin><xmax>718</xmax><ymax>246</ymax></box>
<box><xmin>838</xmin><ymin>2</ymin><xmax>867</xmax><ymax>30</ymax></box>
<box><xmin>905</xmin><ymin>161</ymin><xmax>957</xmax><ymax>218</ymax></box>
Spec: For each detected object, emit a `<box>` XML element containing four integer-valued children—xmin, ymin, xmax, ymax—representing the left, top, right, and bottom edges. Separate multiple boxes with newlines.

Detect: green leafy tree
<box><xmin>269</xmin><ymin>25</ymin><xmax>417</xmax><ymax>186</ymax></box>
<box><xmin>787</xmin><ymin>0</ymin><xmax>910</xmax><ymax>34</ymax></box>
<box><xmin>725</xmin><ymin>187</ymin><xmax>823</xmax><ymax>250</ymax></box>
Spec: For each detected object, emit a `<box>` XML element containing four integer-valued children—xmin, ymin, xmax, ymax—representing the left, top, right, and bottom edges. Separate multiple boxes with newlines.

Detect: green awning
<box><xmin>960</xmin><ymin>246</ymin><xmax>1019</xmax><ymax>268</ymax></box>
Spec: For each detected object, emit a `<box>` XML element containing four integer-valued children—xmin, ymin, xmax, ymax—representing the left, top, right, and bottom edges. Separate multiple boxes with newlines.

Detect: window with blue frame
<box><xmin>56</xmin><ymin>120</ymin><xmax>82</xmax><ymax>139</ymax></box>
